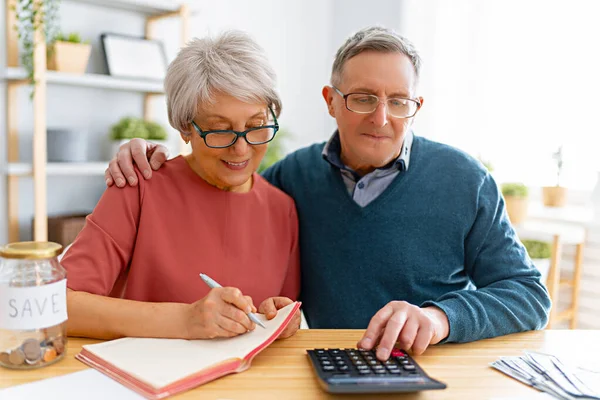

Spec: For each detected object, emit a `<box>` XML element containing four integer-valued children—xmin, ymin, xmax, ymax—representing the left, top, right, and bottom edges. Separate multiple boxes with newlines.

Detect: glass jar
<box><xmin>0</xmin><ymin>242</ymin><xmax>68</xmax><ymax>369</ymax></box>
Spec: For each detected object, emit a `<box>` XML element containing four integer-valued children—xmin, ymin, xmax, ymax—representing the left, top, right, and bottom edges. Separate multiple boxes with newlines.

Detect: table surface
<box><xmin>1</xmin><ymin>329</ymin><xmax>598</xmax><ymax>400</ymax></box>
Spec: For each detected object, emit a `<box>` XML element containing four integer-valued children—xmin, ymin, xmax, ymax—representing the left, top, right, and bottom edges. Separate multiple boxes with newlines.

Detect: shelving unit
<box><xmin>3</xmin><ymin>0</ymin><xmax>190</xmax><ymax>242</ymax></box>
<box><xmin>3</xmin><ymin>67</ymin><xmax>165</xmax><ymax>93</ymax></box>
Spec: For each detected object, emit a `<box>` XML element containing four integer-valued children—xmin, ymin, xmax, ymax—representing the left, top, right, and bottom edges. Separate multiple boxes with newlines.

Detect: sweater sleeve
<box><xmin>61</xmin><ymin>170</ymin><xmax>144</xmax><ymax>296</ymax></box>
<box><xmin>421</xmin><ymin>173</ymin><xmax>551</xmax><ymax>343</ymax></box>
<box><xmin>279</xmin><ymin>203</ymin><xmax>301</xmax><ymax>301</ymax></box>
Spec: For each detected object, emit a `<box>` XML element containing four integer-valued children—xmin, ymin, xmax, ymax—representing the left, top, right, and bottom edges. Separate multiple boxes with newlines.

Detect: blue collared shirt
<box><xmin>321</xmin><ymin>130</ymin><xmax>414</xmax><ymax>207</ymax></box>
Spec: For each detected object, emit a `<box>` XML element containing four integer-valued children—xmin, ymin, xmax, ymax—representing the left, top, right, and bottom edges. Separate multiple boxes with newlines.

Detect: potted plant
<box><xmin>13</xmin><ymin>0</ymin><xmax>61</xmax><ymax>91</ymax></box>
<box><xmin>501</xmin><ymin>183</ymin><xmax>529</xmax><ymax>225</ymax></box>
<box><xmin>47</xmin><ymin>32</ymin><xmax>91</xmax><ymax>74</ymax></box>
<box><xmin>522</xmin><ymin>239</ymin><xmax>551</xmax><ymax>284</ymax></box>
<box><xmin>108</xmin><ymin>117</ymin><xmax>168</xmax><ymax>159</ymax></box>
<box><xmin>542</xmin><ymin>146</ymin><xmax>567</xmax><ymax>207</ymax></box>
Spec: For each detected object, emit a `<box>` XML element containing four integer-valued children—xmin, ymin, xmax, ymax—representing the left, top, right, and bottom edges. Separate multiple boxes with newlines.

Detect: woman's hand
<box><xmin>258</xmin><ymin>297</ymin><xmax>300</xmax><ymax>339</ymax></box>
<box><xmin>185</xmin><ymin>287</ymin><xmax>257</xmax><ymax>339</ymax></box>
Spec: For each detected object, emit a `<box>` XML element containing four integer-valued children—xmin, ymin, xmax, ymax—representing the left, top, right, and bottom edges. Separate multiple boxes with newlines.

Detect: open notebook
<box><xmin>76</xmin><ymin>301</ymin><xmax>301</xmax><ymax>400</ymax></box>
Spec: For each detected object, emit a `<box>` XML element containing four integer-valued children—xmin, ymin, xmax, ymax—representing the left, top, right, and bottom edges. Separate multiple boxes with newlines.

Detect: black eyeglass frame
<box><xmin>191</xmin><ymin>106</ymin><xmax>279</xmax><ymax>148</ymax></box>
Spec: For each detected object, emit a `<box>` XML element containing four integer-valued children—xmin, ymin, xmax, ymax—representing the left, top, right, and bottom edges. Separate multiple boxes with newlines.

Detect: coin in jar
<box><xmin>43</xmin><ymin>347</ymin><xmax>57</xmax><ymax>363</ymax></box>
<box><xmin>8</xmin><ymin>349</ymin><xmax>25</xmax><ymax>365</ymax></box>
<box><xmin>50</xmin><ymin>336</ymin><xmax>65</xmax><ymax>354</ymax></box>
<box><xmin>0</xmin><ymin>352</ymin><xmax>10</xmax><ymax>365</ymax></box>
<box><xmin>22</xmin><ymin>338</ymin><xmax>42</xmax><ymax>363</ymax></box>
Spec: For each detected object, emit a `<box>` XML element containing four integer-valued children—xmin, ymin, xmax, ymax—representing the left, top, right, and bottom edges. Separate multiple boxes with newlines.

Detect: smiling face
<box><xmin>185</xmin><ymin>93</ymin><xmax>270</xmax><ymax>193</ymax></box>
<box><xmin>322</xmin><ymin>51</ymin><xmax>424</xmax><ymax>175</ymax></box>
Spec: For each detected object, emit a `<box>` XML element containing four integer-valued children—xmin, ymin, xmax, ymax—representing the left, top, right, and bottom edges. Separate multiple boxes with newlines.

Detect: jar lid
<box><xmin>0</xmin><ymin>242</ymin><xmax>63</xmax><ymax>259</ymax></box>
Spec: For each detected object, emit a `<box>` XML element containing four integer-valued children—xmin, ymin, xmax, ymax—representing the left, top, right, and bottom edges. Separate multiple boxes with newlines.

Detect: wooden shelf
<box><xmin>65</xmin><ymin>0</ymin><xmax>182</xmax><ymax>15</ymax></box>
<box><xmin>6</xmin><ymin>162</ymin><xmax>107</xmax><ymax>177</ymax></box>
<box><xmin>3</xmin><ymin>67</ymin><xmax>164</xmax><ymax>94</ymax></box>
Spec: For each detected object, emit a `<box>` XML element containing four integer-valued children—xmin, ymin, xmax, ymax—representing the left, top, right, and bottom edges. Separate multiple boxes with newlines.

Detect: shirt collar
<box><xmin>322</xmin><ymin>130</ymin><xmax>413</xmax><ymax>173</ymax></box>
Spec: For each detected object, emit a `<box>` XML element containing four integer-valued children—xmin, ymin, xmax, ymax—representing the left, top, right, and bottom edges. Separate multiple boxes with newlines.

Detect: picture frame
<box><xmin>100</xmin><ymin>33</ymin><xmax>168</xmax><ymax>80</ymax></box>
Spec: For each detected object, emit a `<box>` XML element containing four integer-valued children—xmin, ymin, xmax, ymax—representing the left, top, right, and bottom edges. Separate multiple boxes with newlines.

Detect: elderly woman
<box><xmin>62</xmin><ymin>31</ymin><xmax>300</xmax><ymax>340</ymax></box>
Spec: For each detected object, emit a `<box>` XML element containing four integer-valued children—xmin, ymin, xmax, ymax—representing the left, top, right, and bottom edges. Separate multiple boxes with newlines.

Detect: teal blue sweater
<box><xmin>262</xmin><ymin>135</ymin><xmax>551</xmax><ymax>343</ymax></box>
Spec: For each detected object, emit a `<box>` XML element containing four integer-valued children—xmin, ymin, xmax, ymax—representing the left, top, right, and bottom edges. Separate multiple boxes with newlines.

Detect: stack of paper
<box><xmin>491</xmin><ymin>351</ymin><xmax>600</xmax><ymax>400</ymax></box>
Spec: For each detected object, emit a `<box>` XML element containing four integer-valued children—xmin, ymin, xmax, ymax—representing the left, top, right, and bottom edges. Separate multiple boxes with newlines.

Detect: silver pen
<box><xmin>199</xmin><ymin>273</ymin><xmax>266</xmax><ymax>329</ymax></box>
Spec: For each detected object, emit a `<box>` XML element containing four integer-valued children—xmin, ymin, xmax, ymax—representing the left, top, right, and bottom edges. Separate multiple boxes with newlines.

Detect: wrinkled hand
<box><xmin>258</xmin><ymin>297</ymin><xmax>300</xmax><ymax>339</ymax></box>
<box><xmin>185</xmin><ymin>287</ymin><xmax>257</xmax><ymax>339</ymax></box>
<box><xmin>105</xmin><ymin>138</ymin><xmax>169</xmax><ymax>187</ymax></box>
<box><xmin>357</xmin><ymin>301</ymin><xmax>449</xmax><ymax>361</ymax></box>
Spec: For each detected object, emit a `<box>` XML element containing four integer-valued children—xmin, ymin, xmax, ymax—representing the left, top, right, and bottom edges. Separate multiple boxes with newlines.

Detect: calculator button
<box><xmin>322</xmin><ymin>365</ymin><xmax>335</xmax><ymax>372</ymax></box>
<box><xmin>353</xmin><ymin>360</ymin><xmax>366</xmax><ymax>365</ymax></box>
<box><xmin>329</xmin><ymin>350</ymin><xmax>342</xmax><ymax>355</ymax></box>
<box><xmin>374</xmin><ymin>369</ymin><xmax>387</xmax><ymax>374</ymax></box>
<box><xmin>315</xmin><ymin>349</ymin><xmax>326</xmax><ymax>355</ymax></box>
<box><xmin>356</xmin><ymin>365</ymin><xmax>370</xmax><ymax>370</ymax></box>
<box><xmin>350</xmin><ymin>355</ymin><xmax>361</xmax><ymax>361</ymax></box>
<box><xmin>333</xmin><ymin>356</ymin><xmax>344</xmax><ymax>361</ymax></box>
<box><xmin>388</xmin><ymin>368</ymin><xmax>402</xmax><ymax>374</ymax></box>
<box><xmin>338</xmin><ymin>365</ymin><xmax>350</xmax><ymax>372</ymax></box>
<box><xmin>321</xmin><ymin>360</ymin><xmax>332</xmax><ymax>366</ymax></box>
<box><xmin>400</xmin><ymin>359</ymin><xmax>411</xmax><ymax>365</ymax></box>
<box><xmin>358</xmin><ymin>369</ymin><xmax>372</xmax><ymax>375</ymax></box>
<box><xmin>336</xmin><ymin>361</ymin><xmax>346</xmax><ymax>366</ymax></box>
<box><xmin>403</xmin><ymin>364</ymin><xmax>416</xmax><ymax>371</ymax></box>
<box><xmin>391</xmin><ymin>348</ymin><xmax>405</xmax><ymax>357</ymax></box>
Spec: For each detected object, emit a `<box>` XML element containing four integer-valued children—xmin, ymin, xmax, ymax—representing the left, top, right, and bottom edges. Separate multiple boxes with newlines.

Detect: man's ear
<box><xmin>322</xmin><ymin>86</ymin><xmax>336</xmax><ymax>118</ymax></box>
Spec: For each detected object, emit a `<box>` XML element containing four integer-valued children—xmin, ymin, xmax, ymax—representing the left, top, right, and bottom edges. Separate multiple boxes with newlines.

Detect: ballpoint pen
<box><xmin>199</xmin><ymin>273</ymin><xmax>266</xmax><ymax>329</ymax></box>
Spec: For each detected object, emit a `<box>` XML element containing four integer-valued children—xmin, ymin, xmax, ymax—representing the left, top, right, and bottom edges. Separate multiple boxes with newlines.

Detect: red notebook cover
<box><xmin>75</xmin><ymin>302</ymin><xmax>301</xmax><ymax>399</ymax></box>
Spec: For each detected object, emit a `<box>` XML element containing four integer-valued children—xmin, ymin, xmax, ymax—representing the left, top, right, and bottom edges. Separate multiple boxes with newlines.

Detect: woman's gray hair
<box><xmin>165</xmin><ymin>30</ymin><xmax>282</xmax><ymax>135</ymax></box>
<box><xmin>331</xmin><ymin>26</ymin><xmax>422</xmax><ymax>87</ymax></box>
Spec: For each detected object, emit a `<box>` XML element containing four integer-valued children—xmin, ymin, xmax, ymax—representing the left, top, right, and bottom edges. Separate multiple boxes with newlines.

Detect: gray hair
<box><xmin>164</xmin><ymin>30</ymin><xmax>282</xmax><ymax>135</ymax></box>
<box><xmin>331</xmin><ymin>26</ymin><xmax>422</xmax><ymax>87</ymax></box>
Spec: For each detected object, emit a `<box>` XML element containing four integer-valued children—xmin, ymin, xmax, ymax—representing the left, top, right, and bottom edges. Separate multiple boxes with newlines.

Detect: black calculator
<box><xmin>307</xmin><ymin>347</ymin><xmax>446</xmax><ymax>394</ymax></box>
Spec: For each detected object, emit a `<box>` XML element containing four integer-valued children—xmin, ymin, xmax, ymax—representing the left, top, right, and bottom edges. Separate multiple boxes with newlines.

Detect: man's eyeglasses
<box><xmin>332</xmin><ymin>86</ymin><xmax>421</xmax><ymax>118</ymax></box>
<box><xmin>191</xmin><ymin>107</ymin><xmax>279</xmax><ymax>149</ymax></box>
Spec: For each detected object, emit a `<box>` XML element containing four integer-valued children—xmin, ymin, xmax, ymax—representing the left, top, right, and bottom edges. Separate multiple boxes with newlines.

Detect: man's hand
<box><xmin>357</xmin><ymin>301</ymin><xmax>449</xmax><ymax>361</ymax></box>
<box><xmin>105</xmin><ymin>138</ymin><xmax>169</xmax><ymax>187</ymax></box>
<box><xmin>258</xmin><ymin>297</ymin><xmax>300</xmax><ymax>339</ymax></box>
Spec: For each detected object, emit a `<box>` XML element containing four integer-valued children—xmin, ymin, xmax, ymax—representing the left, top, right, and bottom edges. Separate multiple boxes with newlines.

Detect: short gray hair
<box><xmin>331</xmin><ymin>26</ymin><xmax>422</xmax><ymax>87</ymax></box>
<box><xmin>165</xmin><ymin>30</ymin><xmax>282</xmax><ymax>134</ymax></box>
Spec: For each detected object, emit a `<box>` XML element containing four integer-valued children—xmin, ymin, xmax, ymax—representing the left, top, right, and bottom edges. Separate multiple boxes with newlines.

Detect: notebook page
<box><xmin>82</xmin><ymin>302</ymin><xmax>297</xmax><ymax>388</ymax></box>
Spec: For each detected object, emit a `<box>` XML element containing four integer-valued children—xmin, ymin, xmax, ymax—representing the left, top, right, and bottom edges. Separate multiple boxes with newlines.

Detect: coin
<box><xmin>43</xmin><ymin>347</ymin><xmax>57</xmax><ymax>363</ymax></box>
<box><xmin>0</xmin><ymin>352</ymin><xmax>10</xmax><ymax>365</ymax></box>
<box><xmin>22</xmin><ymin>338</ymin><xmax>42</xmax><ymax>363</ymax></box>
<box><xmin>51</xmin><ymin>336</ymin><xmax>65</xmax><ymax>355</ymax></box>
<box><xmin>8</xmin><ymin>349</ymin><xmax>25</xmax><ymax>365</ymax></box>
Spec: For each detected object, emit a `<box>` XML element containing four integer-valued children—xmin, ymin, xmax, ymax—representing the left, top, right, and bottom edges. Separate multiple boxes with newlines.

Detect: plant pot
<box><xmin>542</xmin><ymin>186</ymin><xmax>567</xmax><ymax>207</ymax></box>
<box><xmin>531</xmin><ymin>258</ymin><xmax>550</xmax><ymax>285</ymax></box>
<box><xmin>47</xmin><ymin>129</ymin><xmax>87</xmax><ymax>162</ymax></box>
<box><xmin>48</xmin><ymin>41</ymin><xmax>91</xmax><ymax>74</ymax></box>
<box><xmin>504</xmin><ymin>196</ymin><xmax>528</xmax><ymax>225</ymax></box>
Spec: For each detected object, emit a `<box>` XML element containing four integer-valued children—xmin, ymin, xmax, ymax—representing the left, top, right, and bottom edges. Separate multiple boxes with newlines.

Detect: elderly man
<box><xmin>105</xmin><ymin>26</ymin><xmax>551</xmax><ymax>360</ymax></box>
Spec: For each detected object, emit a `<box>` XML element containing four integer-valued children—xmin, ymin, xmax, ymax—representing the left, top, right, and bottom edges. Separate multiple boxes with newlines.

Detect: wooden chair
<box><xmin>516</xmin><ymin>221</ymin><xmax>586</xmax><ymax>328</ymax></box>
